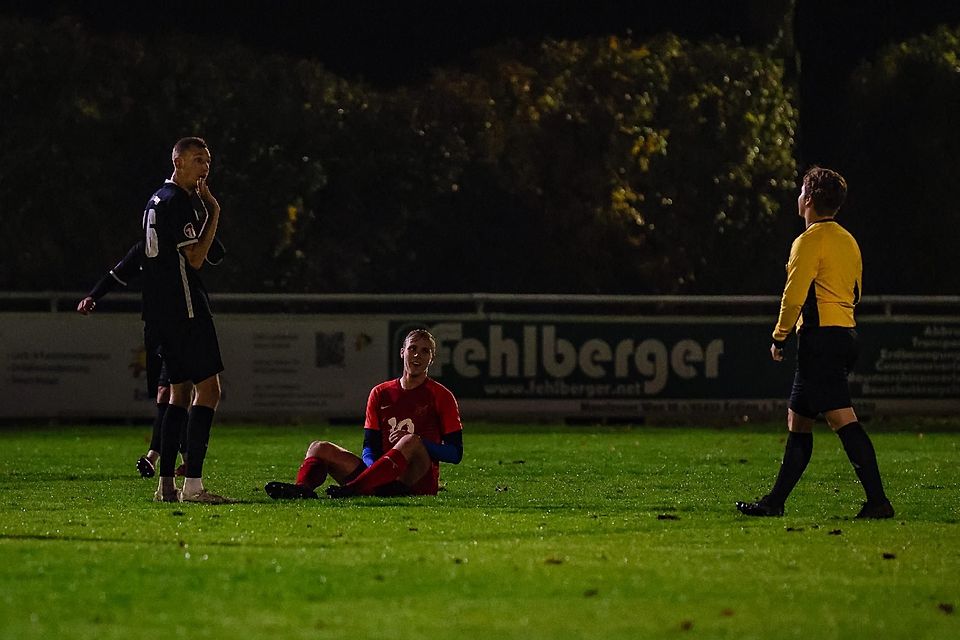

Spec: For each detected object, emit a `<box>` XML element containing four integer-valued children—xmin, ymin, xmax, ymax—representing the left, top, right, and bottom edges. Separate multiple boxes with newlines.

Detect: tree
<box><xmin>416</xmin><ymin>34</ymin><xmax>798</xmax><ymax>293</ymax></box>
<box><xmin>841</xmin><ymin>25</ymin><xmax>960</xmax><ymax>294</ymax></box>
<box><xmin>0</xmin><ymin>17</ymin><xmax>799</xmax><ymax>295</ymax></box>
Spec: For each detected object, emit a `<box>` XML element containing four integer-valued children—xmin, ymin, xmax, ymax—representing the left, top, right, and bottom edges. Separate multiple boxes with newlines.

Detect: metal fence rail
<box><xmin>3</xmin><ymin>291</ymin><xmax>960</xmax><ymax>317</ymax></box>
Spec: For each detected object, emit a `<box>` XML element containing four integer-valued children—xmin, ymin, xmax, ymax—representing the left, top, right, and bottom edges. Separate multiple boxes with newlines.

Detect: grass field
<box><xmin>1</xmin><ymin>421</ymin><xmax>958</xmax><ymax>639</ymax></box>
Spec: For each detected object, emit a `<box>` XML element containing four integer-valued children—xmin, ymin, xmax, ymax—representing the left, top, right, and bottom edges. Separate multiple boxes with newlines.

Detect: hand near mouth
<box><xmin>196</xmin><ymin>176</ymin><xmax>220</xmax><ymax>213</ymax></box>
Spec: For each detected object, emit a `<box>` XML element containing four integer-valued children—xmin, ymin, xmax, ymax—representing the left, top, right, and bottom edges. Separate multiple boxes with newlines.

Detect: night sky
<box><xmin>3</xmin><ymin>0</ymin><xmax>960</xmax><ymax>163</ymax></box>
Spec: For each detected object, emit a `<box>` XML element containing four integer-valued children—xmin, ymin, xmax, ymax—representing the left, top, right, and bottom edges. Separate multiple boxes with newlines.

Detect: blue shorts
<box><xmin>789</xmin><ymin>327</ymin><xmax>859</xmax><ymax>418</ymax></box>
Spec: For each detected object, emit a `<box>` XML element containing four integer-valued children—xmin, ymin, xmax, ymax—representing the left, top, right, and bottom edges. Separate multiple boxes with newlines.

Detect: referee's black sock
<box><xmin>766</xmin><ymin>431</ymin><xmax>813</xmax><ymax>507</ymax></box>
<box><xmin>159</xmin><ymin>405</ymin><xmax>188</xmax><ymax>477</ymax></box>
<box><xmin>185</xmin><ymin>405</ymin><xmax>215</xmax><ymax>479</ymax></box>
<box><xmin>837</xmin><ymin>421</ymin><xmax>889</xmax><ymax>505</ymax></box>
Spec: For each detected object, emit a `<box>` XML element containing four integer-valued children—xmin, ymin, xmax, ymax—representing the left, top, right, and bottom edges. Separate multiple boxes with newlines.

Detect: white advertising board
<box><xmin>0</xmin><ymin>314</ymin><xmax>389</xmax><ymax>420</ymax></box>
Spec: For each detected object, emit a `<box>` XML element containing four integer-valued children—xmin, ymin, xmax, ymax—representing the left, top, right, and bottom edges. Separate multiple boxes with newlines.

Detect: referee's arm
<box><xmin>772</xmin><ymin>234</ymin><xmax>819</xmax><ymax>348</ymax></box>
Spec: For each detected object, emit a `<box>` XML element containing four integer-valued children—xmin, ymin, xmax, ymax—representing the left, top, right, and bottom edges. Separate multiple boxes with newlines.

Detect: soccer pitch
<box><xmin>1</xmin><ymin>422</ymin><xmax>958</xmax><ymax>640</ymax></box>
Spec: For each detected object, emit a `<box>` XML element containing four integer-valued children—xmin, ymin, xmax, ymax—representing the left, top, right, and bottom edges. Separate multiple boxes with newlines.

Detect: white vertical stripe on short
<box><xmin>179</xmin><ymin>253</ymin><xmax>194</xmax><ymax>319</ymax></box>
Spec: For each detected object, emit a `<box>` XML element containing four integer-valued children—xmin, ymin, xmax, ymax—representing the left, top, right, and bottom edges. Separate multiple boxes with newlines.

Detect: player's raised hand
<box><xmin>76</xmin><ymin>296</ymin><xmax>96</xmax><ymax>315</ymax></box>
<box><xmin>196</xmin><ymin>176</ymin><xmax>220</xmax><ymax>212</ymax></box>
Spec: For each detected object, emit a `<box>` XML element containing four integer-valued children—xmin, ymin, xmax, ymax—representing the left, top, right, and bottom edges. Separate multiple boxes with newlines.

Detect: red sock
<box><xmin>346</xmin><ymin>449</ymin><xmax>409</xmax><ymax>495</ymax></box>
<box><xmin>295</xmin><ymin>456</ymin><xmax>328</xmax><ymax>489</ymax></box>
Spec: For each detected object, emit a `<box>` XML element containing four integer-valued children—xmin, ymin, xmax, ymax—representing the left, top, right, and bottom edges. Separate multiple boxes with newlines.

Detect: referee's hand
<box><xmin>770</xmin><ymin>343</ymin><xmax>784</xmax><ymax>362</ymax></box>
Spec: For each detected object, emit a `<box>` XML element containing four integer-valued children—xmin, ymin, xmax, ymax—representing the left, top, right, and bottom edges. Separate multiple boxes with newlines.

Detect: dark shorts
<box><xmin>155</xmin><ymin>316</ymin><xmax>224</xmax><ymax>385</ymax></box>
<box><xmin>789</xmin><ymin>327</ymin><xmax>858</xmax><ymax>418</ymax></box>
<box><xmin>143</xmin><ymin>324</ymin><xmax>170</xmax><ymax>397</ymax></box>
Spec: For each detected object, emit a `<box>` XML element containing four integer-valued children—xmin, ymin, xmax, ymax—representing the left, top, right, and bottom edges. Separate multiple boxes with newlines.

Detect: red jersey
<box><xmin>364</xmin><ymin>377</ymin><xmax>463</xmax><ymax>486</ymax></box>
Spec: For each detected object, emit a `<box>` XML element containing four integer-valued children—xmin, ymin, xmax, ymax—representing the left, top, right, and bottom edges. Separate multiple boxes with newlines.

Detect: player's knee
<box><xmin>394</xmin><ymin>434</ymin><xmax>428</xmax><ymax>459</ymax></box>
<box><xmin>787</xmin><ymin>409</ymin><xmax>814</xmax><ymax>433</ymax></box>
<box><xmin>194</xmin><ymin>376</ymin><xmax>221</xmax><ymax>408</ymax></box>
<box><xmin>305</xmin><ymin>440</ymin><xmax>334</xmax><ymax>459</ymax></box>
<box><xmin>169</xmin><ymin>383</ymin><xmax>192</xmax><ymax>408</ymax></box>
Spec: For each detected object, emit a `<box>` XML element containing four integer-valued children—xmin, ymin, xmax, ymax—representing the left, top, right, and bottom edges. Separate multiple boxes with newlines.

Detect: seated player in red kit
<box><xmin>264</xmin><ymin>329</ymin><xmax>463</xmax><ymax>499</ymax></box>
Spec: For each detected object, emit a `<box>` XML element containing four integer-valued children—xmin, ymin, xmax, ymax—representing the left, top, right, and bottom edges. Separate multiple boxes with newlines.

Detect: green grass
<box><xmin>1</xmin><ymin>422</ymin><xmax>958</xmax><ymax>639</ymax></box>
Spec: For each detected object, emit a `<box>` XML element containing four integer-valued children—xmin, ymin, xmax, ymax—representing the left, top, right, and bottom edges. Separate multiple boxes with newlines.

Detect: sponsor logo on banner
<box><xmin>389</xmin><ymin>320</ymin><xmax>750</xmax><ymax>400</ymax></box>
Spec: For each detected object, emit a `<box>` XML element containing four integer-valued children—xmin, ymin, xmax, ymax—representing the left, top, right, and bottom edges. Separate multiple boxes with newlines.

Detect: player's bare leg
<box><xmin>395</xmin><ymin>435</ymin><xmax>432</xmax><ymax>485</ymax></box>
<box><xmin>328</xmin><ymin>434</ymin><xmax>432</xmax><ymax>498</ymax></box>
<box><xmin>265</xmin><ymin>441</ymin><xmax>363</xmax><ymax>499</ymax></box>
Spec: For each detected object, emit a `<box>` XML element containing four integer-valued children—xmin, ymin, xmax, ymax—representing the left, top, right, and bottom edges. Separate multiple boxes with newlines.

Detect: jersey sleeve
<box><xmin>111</xmin><ymin>240</ymin><xmax>144</xmax><ymax>284</ymax></box>
<box><xmin>363</xmin><ymin>386</ymin><xmax>380</xmax><ymax>430</ymax></box>
<box><xmin>772</xmin><ymin>233</ymin><xmax>820</xmax><ymax>343</ymax></box>
<box><xmin>434</xmin><ymin>384</ymin><xmax>463</xmax><ymax>435</ymax></box>
<box><xmin>87</xmin><ymin>241</ymin><xmax>143</xmax><ymax>299</ymax></box>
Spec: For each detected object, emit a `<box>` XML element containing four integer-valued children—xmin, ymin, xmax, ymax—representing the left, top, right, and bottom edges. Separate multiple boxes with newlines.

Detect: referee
<box><xmin>142</xmin><ymin>137</ymin><xmax>232</xmax><ymax>504</ymax></box>
<box><xmin>737</xmin><ymin>166</ymin><xmax>894</xmax><ymax>519</ymax></box>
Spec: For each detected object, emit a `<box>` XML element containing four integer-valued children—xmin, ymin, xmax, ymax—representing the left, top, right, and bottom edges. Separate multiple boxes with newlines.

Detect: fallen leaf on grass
<box><xmin>828</xmin><ymin>529</ymin><xmax>842</xmax><ymax>536</ymax></box>
<box><xmin>938</xmin><ymin>603</ymin><xmax>954</xmax><ymax>614</ymax></box>
<box><xmin>657</xmin><ymin>514</ymin><xmax>680</xmax><ymax>520</ymax></box>
<box><xmin>882</xmin><ymin>552</ymin><xmax>896</xmax><ymax>560</ymax></box>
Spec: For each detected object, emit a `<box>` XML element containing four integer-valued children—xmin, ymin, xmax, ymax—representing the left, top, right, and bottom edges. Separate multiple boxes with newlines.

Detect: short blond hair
<box><xmin>403</xmin><ymin>329</ymin><xmax>436</xmax><ymax>353</ymax></box>
<box><xmin>172</xmin><ymin>137</ymin><xmax>208</xmax><ymax>162</ymax></box>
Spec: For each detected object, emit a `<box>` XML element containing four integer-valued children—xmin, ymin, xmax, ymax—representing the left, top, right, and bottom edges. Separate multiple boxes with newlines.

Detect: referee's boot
<box><xmin>736</xmin><ymin>496</ymin><xmax>785</xmax><ymax>517</ymax></box>
<box><xmin>855</xmin><ymin>500</ymin><xmax>895</xmax><ymax>519</ymax></box>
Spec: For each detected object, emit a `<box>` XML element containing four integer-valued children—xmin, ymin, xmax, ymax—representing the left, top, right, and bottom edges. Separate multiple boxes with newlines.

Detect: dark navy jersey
<box><xmin>141</xmin><ymin>180</ymin><xmax>212</xmax><ymax>322</ymax></box>
<box><xmin>87</xmin><ymin>240</ymin><xmax>144</xmax><ymax>300</ymax></box>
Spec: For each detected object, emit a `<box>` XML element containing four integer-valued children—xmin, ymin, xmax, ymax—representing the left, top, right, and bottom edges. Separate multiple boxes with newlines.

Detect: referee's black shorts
<box><xmin>155</xmin><ymin>316</ymin><xmax>224</xmax><ymax>385</ymax></box>
<box><xmin>789</xmin><ymin>326</ymin><xmax>859</xmax><ymax>418</ymax></box>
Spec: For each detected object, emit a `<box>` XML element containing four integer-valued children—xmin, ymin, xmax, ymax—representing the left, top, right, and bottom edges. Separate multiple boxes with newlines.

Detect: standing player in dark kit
<box><xmin>737</xmin><ymin>167</ymin><xmax>894</xmax><ymax>519</ymax></box>
<box><xmin>264</xmin><ymin>329</ymin><xmax>464</xmax><ymax>499</ymax></box>
<box><xmin>142</xmin><ymin>136</ymin><xmax>232</xmax><ymax>504</ymax></box>
<box><xmin>77</xmin><ymin>233</ymin><xmax>225</xmax><ymax>478</ymax></box>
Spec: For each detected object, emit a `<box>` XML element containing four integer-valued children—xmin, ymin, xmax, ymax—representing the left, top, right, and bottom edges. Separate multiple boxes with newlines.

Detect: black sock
<box><xmin>159</xmin><ymin>405</ymin><xmax>188</xmax><ymax>476</ymax></box>
<box><xmin>185</xmin><ymin>405</ymin><xmax>215</xmax><ymax>478</ymax></box>
<box><xmin>766</xmin><ymin>432</ymin><xmax>813</xmax><ymax>506</ymax></box>
<box><xmin>178</xmin><ymin>412</ymin><xmax>188</xmax><ymax>460</ymax></box>
<box><xmin>149</xmin><ymin>403</ymin><xmax>168</xmax><ymax>453</ymax></box>
<box><xmin>836</xmin><ymin>421</ymin><xmax>888</xmax><ymax>504</ymax></box>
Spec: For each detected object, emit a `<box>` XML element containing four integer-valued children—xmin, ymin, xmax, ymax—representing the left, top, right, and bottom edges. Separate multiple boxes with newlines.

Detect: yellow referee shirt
<box><xmin>772</xmin><ymin>219</ymin><xmax>861</xmax><ymax>343</ymax></box>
